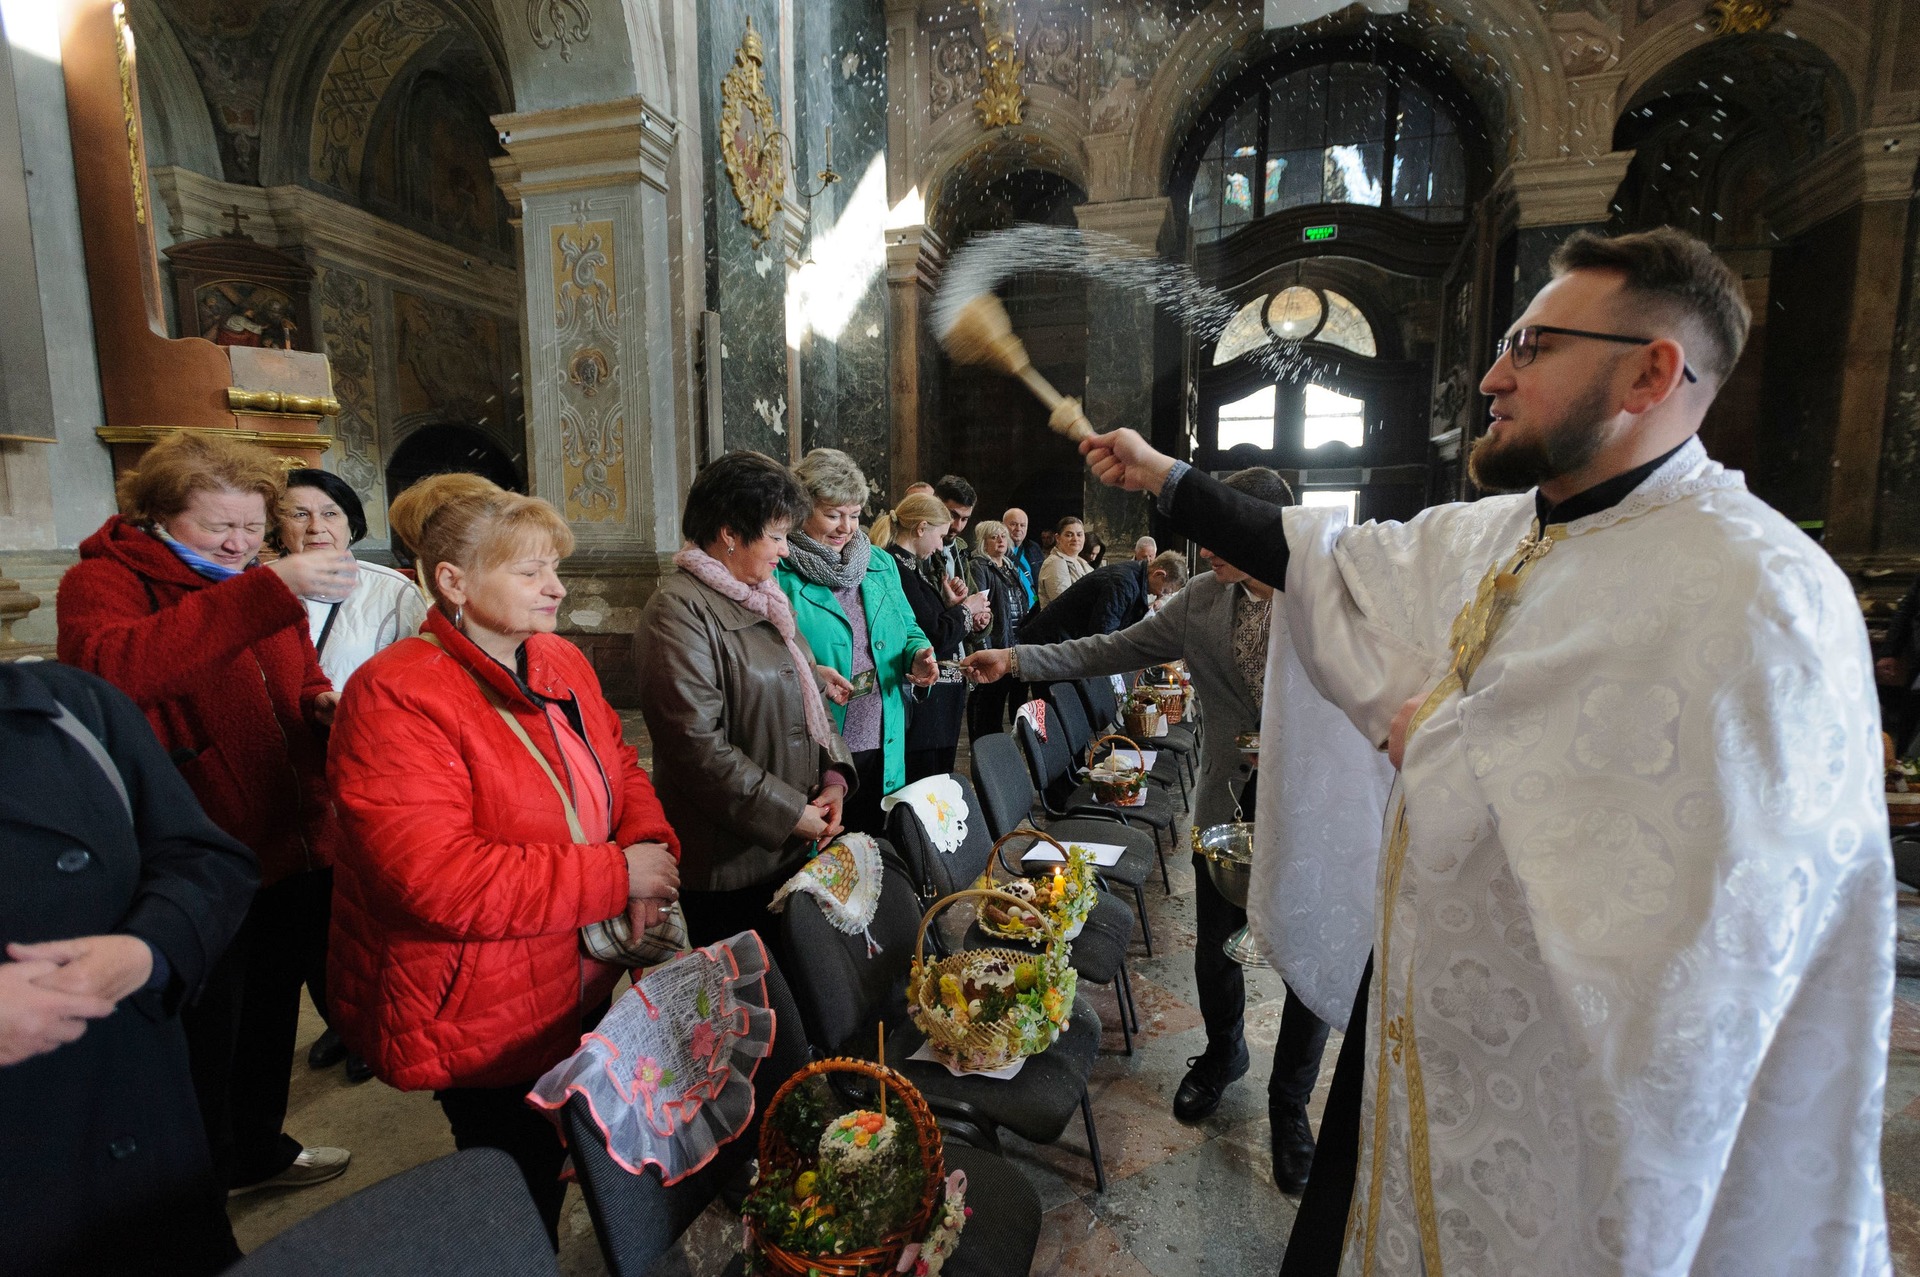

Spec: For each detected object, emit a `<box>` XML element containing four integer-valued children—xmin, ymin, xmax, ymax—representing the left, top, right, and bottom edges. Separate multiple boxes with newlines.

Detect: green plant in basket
<box><xmin>743</xmin><ymin>1083</ymin><xmax>927</xmax><ymax>1260</ymax></box>
<box><xmin>908</xmin><ymin>947</ymin><xmax>1077</xmax><ymax>1072</ymax></box>
<box><xmin>972</xmin><ymin>846</ymin><xmax>1097</xmax><ymax>943</ymax></box>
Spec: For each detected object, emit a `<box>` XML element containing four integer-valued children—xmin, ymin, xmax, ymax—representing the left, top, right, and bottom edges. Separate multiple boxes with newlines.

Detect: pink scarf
<box><xmin>674</xmin><ymin>545</ymin><xmax>837</xmax><ymax>751</ymax></box>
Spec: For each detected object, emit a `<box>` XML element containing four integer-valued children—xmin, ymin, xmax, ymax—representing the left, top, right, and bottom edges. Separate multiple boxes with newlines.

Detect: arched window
<box><xmin>1211</xmin><ymin>285</ymin><xmax>1378</xmax><ymax>365</ymax></box>
<box><xmin>1188</xmin><ymin>62</ymin><xmax>1467</xmax><ymax>243</ymax></box>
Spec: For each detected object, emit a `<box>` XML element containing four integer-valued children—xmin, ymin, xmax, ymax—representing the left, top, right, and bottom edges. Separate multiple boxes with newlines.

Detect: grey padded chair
<box><xmin>224</xmin><ymin>1148</ymin><xmax>559</xmax><ymax>1276</ymax></box>
<box><xmin>779</xmin><ymin>849</ymin><xmax>1111</xmax><ymax>1193</ymax></box>
<box><xmin>1064</xmin><ymin>677</ymin><xmax>1192</xmax><ymax>801</ymax></box>
<box><xmin>886</xmin><ymin>774</ymin><xmax>1139</xmax><ymax>1053</ymax></box>
<box><xmin>970</xmin><ymin>730</ymin><xmax>1161</xmax><ymax>956</ymax></box>
<box><xmin>562</xmin><ymin>954</ymin><xmax>1044</xmax><ymax>1276</ymax></box>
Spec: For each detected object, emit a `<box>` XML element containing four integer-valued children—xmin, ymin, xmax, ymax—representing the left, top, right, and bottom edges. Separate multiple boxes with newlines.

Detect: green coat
<box><xmin>775</xmin><ymin>549</ymin><xmax>932</xmax><ymax>795</ymax></box>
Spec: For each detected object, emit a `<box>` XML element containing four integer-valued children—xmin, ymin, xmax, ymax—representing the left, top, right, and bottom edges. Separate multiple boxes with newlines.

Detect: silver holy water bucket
<box><xmin>1192</xmin><ymin>821</ymin><xmax>1269</xmax><ymax>968</ymax></box>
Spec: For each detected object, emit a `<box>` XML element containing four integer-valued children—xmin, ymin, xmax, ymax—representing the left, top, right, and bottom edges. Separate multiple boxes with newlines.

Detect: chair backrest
<box><xmin>563</xmin><ymin>954</ymin><xmax>814</xmax><ymax>1277</ymax></box>
<box><xmin>1077</xmin><ymin>676</ymin><xmax>1119</xmax><ymax>732</ymax></box>
<box><xmin>1047</xmin><ymin>682</ymin><xmax>1095</xmax><ymax>759</ymax></box>
<box><xmin>226</xmin><ymin>1148</ymin><xmax>560</xmax><ymax>1276</ymax></box>
<box><xmin>969</xmin><ymin>731</ymin><xmax>1034</xmax><ymax>840</ymax></box>
<box><xmin>1014</xmin><ymin>713</ymin><xmax>1079</xmax><ymax>815</ymax></box>
<box><xmin>885</xmin><ymin>774</ymin><xmax>997</xmax><ymax>902</ymax></box>
<box><xmin>778</xmin><ymin>846</ymin><xmax>923</xmax><ymax>1055</ymax></box>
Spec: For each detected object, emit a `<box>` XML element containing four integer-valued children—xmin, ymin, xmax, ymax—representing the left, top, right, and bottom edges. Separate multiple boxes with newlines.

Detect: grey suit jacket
<box><xmin>1014</xmin><ymin>571</ymin><xmax>1261</xmax><ymax>830</ymax></box>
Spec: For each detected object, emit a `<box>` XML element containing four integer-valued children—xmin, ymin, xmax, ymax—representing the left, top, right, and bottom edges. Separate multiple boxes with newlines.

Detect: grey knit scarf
<box><xmin>785</xmin><ymin>527</ymin><xmax>872</xmax><ymax>591</ymax></box>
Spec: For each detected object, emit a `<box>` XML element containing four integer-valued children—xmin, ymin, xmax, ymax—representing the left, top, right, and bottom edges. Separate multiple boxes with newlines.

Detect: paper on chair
<box><xmin>1020</xmin><ymin>840</ymin><xmax>1128</xmax><ymax>867</ymax></box>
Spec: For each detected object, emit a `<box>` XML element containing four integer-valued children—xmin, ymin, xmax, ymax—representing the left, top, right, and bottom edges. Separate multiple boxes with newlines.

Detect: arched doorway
<box><xmin>383</xmin><ymin>422</ymin><xmax>524</xmax><ymax>563</ymax></box>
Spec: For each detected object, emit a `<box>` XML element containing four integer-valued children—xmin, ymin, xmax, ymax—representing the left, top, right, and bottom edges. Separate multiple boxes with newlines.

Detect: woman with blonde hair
<box><xmin>776</xmin><ymin>449</ymin><xmax>937</xmax><ymax>836</ymax></box>
<box><xmin>57</xmin><ymin>429</ymin><xmax>356</xmax><ymax>1201</ymax></box>
<box><xmin>326</xmin><ymin>472</ymin><xmax>680</xmax><ymax>1244</ymax></box>
<box><xmin>884</xmin><ymin>492</ymin><xmax>972</xmax><ymax>781</ymax></box>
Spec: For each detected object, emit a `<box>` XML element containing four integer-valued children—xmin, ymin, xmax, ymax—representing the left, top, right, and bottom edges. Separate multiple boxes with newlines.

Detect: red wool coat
<box><xmin>326</xmin><ymin>608</ymin><xmax>681</xmax><ymax>1091</ymax></box>
<box><xmin>56</xmin><ymin>515</ymin><xmax>339</xmax><ymax>885</ymax></box>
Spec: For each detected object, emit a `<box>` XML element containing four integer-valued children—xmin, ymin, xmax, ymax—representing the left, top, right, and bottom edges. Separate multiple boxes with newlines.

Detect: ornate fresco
<box><xmin>393</xmin><ymin>289</ymin><xmax>509</xmax><ymax>430</ymax></box>
<box><xmin>317</xmin><ymin>266</ymin><xmax>386</xmax><ymax>530</ymax></box>
<box><xmin>148</xmin><ymin>0</ymin><xmax>303</xmax><ymax>181</ymax></box>
<box><xmin>551</xmin><ymin>220</ymin><xmax>626</xmax><ymax>521</ymax></box>
<box><xmin>310</xmin><ymin>0</ymin><xmax>451</xmax><ymax>192</ymax></box>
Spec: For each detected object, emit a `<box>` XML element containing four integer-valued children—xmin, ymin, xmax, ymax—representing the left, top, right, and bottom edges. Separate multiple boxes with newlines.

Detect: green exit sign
<box><xmin>1302</xmin><ymin>224</ymin><xmax>1339</xmax><ymax>243</ymax></box>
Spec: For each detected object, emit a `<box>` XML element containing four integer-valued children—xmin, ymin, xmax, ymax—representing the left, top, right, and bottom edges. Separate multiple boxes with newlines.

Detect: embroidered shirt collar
<box><xmin>1534</xmin><ymin>437</ymin><xmax>1692</xmax><ymax>528</ymax></box>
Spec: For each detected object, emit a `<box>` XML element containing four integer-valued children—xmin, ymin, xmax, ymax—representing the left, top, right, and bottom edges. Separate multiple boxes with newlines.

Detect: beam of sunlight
<box><xmin>6</xmin><ymin>0</ymin><xmax>67</xmax><ymax>63</ymax></box>
<box><xmin>886</xmin><ymin>184</ymin><xmax>924</xmax><ymax>230</ymax></box>
<box><xmin>786</xmin><ymin>151</ymin><xmax>889</xmax><ymax>349</ymax></box>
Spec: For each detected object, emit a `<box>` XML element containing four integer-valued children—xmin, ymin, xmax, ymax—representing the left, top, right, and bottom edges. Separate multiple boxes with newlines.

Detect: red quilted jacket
<box><xmin>326</xmin><ymin>608</ymin><xmax>681</xmax><ymax>1091</ymax></box>
<box><xmin>56</xmin><ymin>515</ymin><xmax>338</xmax><ymax>885</ymax></box>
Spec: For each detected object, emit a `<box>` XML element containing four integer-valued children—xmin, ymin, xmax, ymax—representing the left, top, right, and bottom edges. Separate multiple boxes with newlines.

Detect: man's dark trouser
<box><xmin>1277</xmin><ymin>955</ymin><xmax>1371</xmax><ymax>1277</ymax></box>
<box><xmin>1191</xmin><ymin>850</ymin><xmax>1332</xmax><ymax>1112</ymax></box>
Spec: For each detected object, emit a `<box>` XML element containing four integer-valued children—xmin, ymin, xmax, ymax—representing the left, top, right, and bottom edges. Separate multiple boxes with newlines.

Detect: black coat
<box><xmin>887</xmin><ymin>544</ymin><xmax>969</xmax><ymax>752</ymax></box>
<box><xmin>971</xmin><ymin>551</ymin><xmax>1029</xmax><ymax>648</ymax></box>
<box><xmin>0</xmin><ymin>661</ymin><xmax>257</xmax><ymax>1276</ymax></box>
<box><xmin>1018</xmin><ymin>560</ymin><xmax>1156</xmax><ymax>647</ymax></box>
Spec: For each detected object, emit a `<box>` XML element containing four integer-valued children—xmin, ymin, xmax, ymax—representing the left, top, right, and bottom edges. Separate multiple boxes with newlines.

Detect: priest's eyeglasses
<box><xmin>1496</xmin><ymin>325</ymin><xmax>1699</xmax><ymax>384</ymax></box>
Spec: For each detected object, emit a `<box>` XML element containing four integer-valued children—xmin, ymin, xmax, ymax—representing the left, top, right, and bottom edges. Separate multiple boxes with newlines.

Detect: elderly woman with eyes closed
<box><xmin>774</xmin><ymin>448</ymin><xmax>937</xmax><ymax>836</ymax></box>
<box><xmin>637</xmin><ymin>451</ymin><xmax>856</xmax><ymax>960</ymax></box>
<box><xmin>56</xmin><ymin>429</ymin><xmax>357</xmax><ymax>1199</ymax></box>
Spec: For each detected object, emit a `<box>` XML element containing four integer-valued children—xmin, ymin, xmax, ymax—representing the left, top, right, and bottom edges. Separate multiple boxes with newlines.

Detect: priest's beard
<box><xmin>1468</xmin><ymin>379</ymin><xmax>1614</xmax><ymax>493</ymax></box>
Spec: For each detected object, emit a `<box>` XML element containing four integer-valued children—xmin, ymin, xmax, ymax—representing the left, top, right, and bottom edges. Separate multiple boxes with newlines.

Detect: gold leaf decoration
<box><xmin>1706</xmin><ymin>0</ymin><xmax>1788</xmax><ymax>35</ymax></box>
<box><xmin>719</xmin><ymin>18</ymin><xmax>785</xmax><ymax>246</ymax></box>
<box><xmin>973</xmin><ymin>0</ymin><xmax>1024</xmax><ymax>128</ymax></box>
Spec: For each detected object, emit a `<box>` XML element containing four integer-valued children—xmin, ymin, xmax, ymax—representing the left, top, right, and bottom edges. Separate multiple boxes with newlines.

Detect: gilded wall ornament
<box><xmin>528</xmin><ymin>0</ymin><xmax>592</xmax><ymax>62</ymax></box>
<box><xmin>569</xmin><ymin>347</ymin><xmax>611</xmax><ymax>397</ymax></box>
<box><xmin>110</xmin><ymin>4</ymin><xmax>146</xmax><ymax>228</ymax></box>
<box><xmin>1706</xmin><ymin>0</ymin><xmax>1788</xmax><ymax>34</ymax></box>
<box><xmin>973</xmin><ymin>0</ymin><xmax>1024</xmax><ymax>128</ymax></box>
<box><xmin>719</xmin><ymin>18</ymin><xmax>785</xmax><ymax>247</ymax></box>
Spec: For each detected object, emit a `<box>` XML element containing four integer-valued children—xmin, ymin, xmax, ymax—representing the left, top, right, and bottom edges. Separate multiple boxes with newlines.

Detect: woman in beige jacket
<box><xmin>1036</xmin><ymin>515</ymin><xmax>1091</xmax><ymax>607</ymax></box>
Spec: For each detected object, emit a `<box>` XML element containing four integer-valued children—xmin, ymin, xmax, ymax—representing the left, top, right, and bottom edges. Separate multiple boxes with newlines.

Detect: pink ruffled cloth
<box><xmin>527</xmin><ymin>931</ymin><xmax>776</xmax><ymax>1183</ymax></box>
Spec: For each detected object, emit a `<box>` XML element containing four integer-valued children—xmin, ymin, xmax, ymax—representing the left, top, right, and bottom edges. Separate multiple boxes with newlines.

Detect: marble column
<box><xmin>1764</xmin><ymin>125</ymin><xmax>1920</xmax><ymax>555</ymax></box>
<box><xmin>1502</xmin><ymin>152</ymin><xmax>1635</xmax><ymax>320</ymax></box>
<box><xmin>1072</xmin><ymin>196</ymin><xmax>1169</xmax><ymax>552</ymax></box>
<box><xmin>885</xmin><ymin>222</ymin><xmax>944</xmax><ymax>503</ymax></box>
<box><xmin>494</xmin><ymin>96</ymin><xmax>689</xmax><ymax>702</ymax></box>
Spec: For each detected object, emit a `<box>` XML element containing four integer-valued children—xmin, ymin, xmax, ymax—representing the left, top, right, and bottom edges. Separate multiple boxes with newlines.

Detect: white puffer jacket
<box><xmin>306</xmin><ymin>560</ymin><xmax>430</xmax><ymax>691</ymax></box>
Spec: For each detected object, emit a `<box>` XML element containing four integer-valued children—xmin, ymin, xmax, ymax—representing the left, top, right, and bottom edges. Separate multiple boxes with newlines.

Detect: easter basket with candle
<box><xmin>972</xmin><ymin>831</ymin><xmax>1097</xmax><ymax>944</ymax></box>
<box><xmin>907</xmin><ymin>889</ymin><xmax>1078</xmax><ymax>1075</ymax></box>
<box><xmin>741</xmin><ymin>1057</ymin><xmax>968</xmax><ymax>1277</ymax></box>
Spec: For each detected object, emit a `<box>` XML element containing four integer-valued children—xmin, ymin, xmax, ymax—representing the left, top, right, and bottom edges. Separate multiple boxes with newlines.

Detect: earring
<box><xmin>453</xmin><ymin>605</ymin><xmax>464</xmax><ymax>628</ymax></box>
<box><xmin>726</xmin><ymin>543</ymin><xmax>736</xmax><ymax>556</ymax></box>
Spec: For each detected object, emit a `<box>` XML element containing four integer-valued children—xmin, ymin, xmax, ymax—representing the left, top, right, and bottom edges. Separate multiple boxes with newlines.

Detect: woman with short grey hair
<box><xmin>776</xmin><ymin>449</ymin><xmax>937</xmax><ymax>835</ymax></box>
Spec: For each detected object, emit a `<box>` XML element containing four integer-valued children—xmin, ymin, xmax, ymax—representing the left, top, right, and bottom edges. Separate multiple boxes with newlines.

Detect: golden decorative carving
<box><xmin>226</xmin><ymin>388</ymin><xmax>343</xmax><ymax>417</ymax></box>
<box><xmin>97</xmin><ymin>425</ymin><xmax>337</xmax><ymax>452</ymax></box>
<box><xmin>718</xmin><ymin>18</ymin><xmax>785</xmax><ymax>246</ymax></box>
<box><xmin>1707</xmin><ymin>0</ymin><xmax>1788</xmax><ymax>34</ymax></box>
<box><xmin>110</xmin><ymin>4</ymin><xmax>147</xmax><ymax>227</ymax></box>
<box><xmin>973</xmin><ymin>0</ymin><xmax>1024</xmax><ymax>128</ymax></box>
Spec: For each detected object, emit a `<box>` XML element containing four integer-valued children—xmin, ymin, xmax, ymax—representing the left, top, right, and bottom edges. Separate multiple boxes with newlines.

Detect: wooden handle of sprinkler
<box><xmin>1014</xmin><ymin>367</ymin><xmax>1095</xmax><ymax>442</ymax></box>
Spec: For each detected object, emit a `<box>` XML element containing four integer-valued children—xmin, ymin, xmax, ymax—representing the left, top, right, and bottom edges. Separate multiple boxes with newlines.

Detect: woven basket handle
<box><xmin>915</xmin><ymin>887</ymin><xmax>1061</xmax><ymax>970</ymax></box>
<box><xmin>989</xmin><ymin>828</ymin><xmax>1070</xmax><ymax>878</ymax></box>
<box><xmin>1088</xmin><ymin>732</ymin><xmax>1145</xmax><ymax>778</ymax></box>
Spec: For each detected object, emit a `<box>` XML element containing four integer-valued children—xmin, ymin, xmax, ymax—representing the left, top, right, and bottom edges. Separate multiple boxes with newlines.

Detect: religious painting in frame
<box><xmin>163</xmin><ymin>216</ymin><xmax>317</xmax><ymax>353</ymax></box>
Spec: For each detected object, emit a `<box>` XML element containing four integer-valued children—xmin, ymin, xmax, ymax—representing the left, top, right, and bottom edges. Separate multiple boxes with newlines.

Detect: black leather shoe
<box><xmin>306</xmin><ymin>1028</ymin><xmax>346</xmax><ymax>1069</ymax></box>
<box><xmin>344</xmin><ymin>1053</ymin><xmax>376</xmax><ymax>1085</ymax></box>
<box><xmin>1172</xmin><ymin>1048</ymin><xmax>1250</xmax><ymax>1123</ymax></box>
<box><xmin>1271</xmin><ymin>1102</ymin><xmax>1316</xmax><ymax>1194</ymax></box>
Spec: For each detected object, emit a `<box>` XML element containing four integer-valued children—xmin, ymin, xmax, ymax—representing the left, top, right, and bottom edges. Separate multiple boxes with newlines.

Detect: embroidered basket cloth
<box><xmin>768</xmin><ymin>833</ymin><xmax>885</xmax><ymax>950</ymax></box>
<box><xmin>878</xmin><ymin>776</ymin><xmax>969</xmax><ymax>854</ymax></box>
<box><xmin>527</xmin><ymin>931</ymin><xmax>775</xmax><ymax>1183</ymax></box>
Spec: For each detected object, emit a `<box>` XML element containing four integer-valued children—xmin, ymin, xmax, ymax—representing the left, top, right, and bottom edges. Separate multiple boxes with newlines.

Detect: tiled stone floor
<box><xmin>227</xmin><ymin>719</ymin><xmax>1920</xmax><ymax>1274</ymax></box>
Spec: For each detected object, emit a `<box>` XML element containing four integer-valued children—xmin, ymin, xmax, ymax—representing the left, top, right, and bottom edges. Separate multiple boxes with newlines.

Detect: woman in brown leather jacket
<box><xmin>635</xmin><ymin>452</ymin><xmax>855</xmax><ymax>957</ymax></box>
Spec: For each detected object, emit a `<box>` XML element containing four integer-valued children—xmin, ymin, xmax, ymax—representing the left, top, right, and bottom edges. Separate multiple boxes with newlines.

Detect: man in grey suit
<box><xmin>962</xmin><ymin>467</ymin><xmax>1330</xmax><ymax>1193</ymax></box>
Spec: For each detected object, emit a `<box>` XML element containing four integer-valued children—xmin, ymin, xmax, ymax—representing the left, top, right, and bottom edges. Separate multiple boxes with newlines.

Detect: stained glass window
<box><xmin>1212</xmin><ymin>296</ymin><xmax>1273</xmax><ymax>366</ymax></box>
<box><xmin>1316</xmin><ymin>292</ymin><xmax>1377</xmax><ymax>356</ymax></box>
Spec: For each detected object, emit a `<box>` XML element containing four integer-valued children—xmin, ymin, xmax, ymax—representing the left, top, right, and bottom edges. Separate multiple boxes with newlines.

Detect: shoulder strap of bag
<box><xmin>314</xmin><ymin>600</ymin><xmax>344</xmax><ymax>657</ymax></box>
<box><xmin>48</xmin><ymin>700</ymin><xmax>133</xmax><ymax>822</ymax></box>
<box><xmin>418</xmin><ymin>632</ymin><xmax>587</xmax><ymax>843</ymax></box>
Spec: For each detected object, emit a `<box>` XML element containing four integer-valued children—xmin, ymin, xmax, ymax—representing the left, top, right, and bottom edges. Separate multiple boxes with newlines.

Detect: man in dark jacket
<box><xmin>1016</xmin><ymin>550</ymin><xmax>1188</xmax><ymax>647</ymax></box>
<box><xmin>0</xmin><ymin>660</ymin><xmax>257</xmax><ymax>1276</ymax></box>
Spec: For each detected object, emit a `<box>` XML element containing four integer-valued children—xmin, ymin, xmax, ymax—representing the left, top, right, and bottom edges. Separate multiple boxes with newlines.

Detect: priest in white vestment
<box><xmin>1084</xmin><ymin>227</ymin><xmax>1893</xmax><ymax>1277</ymax></box>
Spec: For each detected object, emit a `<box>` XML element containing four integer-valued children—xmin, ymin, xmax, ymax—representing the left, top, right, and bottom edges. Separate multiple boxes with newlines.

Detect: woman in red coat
<box><xmin>327</xmin><ymin>473</ymin><xmax>679</xmax><ymax>1244</ymax></box>
<box><xmin>56</xmin><ymin>430</ymin><xmax>359</xmax><ymax>1197</ymax></box>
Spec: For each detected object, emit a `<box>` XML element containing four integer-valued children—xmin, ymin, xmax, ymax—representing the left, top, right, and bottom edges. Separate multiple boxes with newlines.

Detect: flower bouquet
<box><xmin>973</xmin><ymin>832</ymin><xmax>1097</xmax><ymax>944</ymax></box>
<box><xmin>742</xmin><ymin>1058</ymin><xmax>968</xmax><ymax>1276</ymax></box>
<box><xmin>908</xmin><ymin>889</ymin><xmax>1078</xmax><ymax>1074</ymax></box>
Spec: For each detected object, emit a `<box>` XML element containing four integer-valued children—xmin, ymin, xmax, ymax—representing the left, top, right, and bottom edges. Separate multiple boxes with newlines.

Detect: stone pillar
<box><xmin>1072</xmin><ymin>196</ymin><xmax>1168</xmax><ymax>552</ymax></box>
<box><xmin>494</xmin><ymin>96</ymin><xmax>689</xmax><ymax>702</ymax></box>
<box><xmin>1765</xmin><ymin>125</ymin><xmax>1920</xmax><ymax>555</ymax></box>
<box><xmin>1503</xmin><ymin>152</ymin><xmax>1635</xmax><ymax>317</ymax></box>
<box><xmin>885</xmin><ymin>222</ymin><xmax>943</xmax><ymax>502</ymax></box>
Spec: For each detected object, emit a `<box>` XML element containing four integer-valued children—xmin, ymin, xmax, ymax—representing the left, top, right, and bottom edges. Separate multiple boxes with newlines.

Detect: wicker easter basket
<box><xmin>1121</xmin><ymin>696</ymin><xmax>1165</xmax><ymax>738</ymax></box>
<box><xmin>745</xmin><ymin>1057</ymin><xmax>944</xmax><ymax>1277</ymax></box>
<box><xmin>1086</xmin><ymin>732</ymin><xmax>1148</xmax><ymax>805</ymax></box>
<box><xmin>908</xmin><ymin>888</ymin><xmax>1078</xmax><ymax>1074</ymax></box>
<box><xmin>1142</xmin><ymin>662</ymin><xmax>1191</xmax><ymax>723</ymax></box>
<box><xmin>975</xmin><ymin>830</ymin><xmax>1095</xmax><ymax>944</ymax></box>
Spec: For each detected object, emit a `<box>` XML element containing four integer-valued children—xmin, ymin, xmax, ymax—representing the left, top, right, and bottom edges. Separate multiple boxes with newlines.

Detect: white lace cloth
<box><xmin>879</xmin><ymin>777</ymin><xmax>969</xmax><ymax>854</ymax></box>
<box><xmin>768</xmin><ymin>833</ymin><xmax>885</xmax><ymax>951</ymax></box>
<box><xmin>527</xmin><ymin>932</ymin><xmax>775</xmax><ymax>1183</ymax></box>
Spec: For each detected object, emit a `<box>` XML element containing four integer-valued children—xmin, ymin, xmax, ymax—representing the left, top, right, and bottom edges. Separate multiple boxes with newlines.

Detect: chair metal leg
<box><xmin>1156</xmin><ymin>827</ymin><xmax>1172</xmax><ymax>894</ymax></box>
<box><xmin>1081</xmin><ymin>1088</ymin><xmax>1108</xmax><ymax>1194</ymax></box>
<box><xmin>1133</xmin><ymin>883</ymin><xmax>1154</xmax><ymax>956</ymax></box>
<box><xmin>1113</xmin><ymin>978</ymin><xmax>1133</xmax><ymax>1056</ymax></box>
<box><xmin>1119</xmin><ymin>961</ymin><xmax>1140</xmax><ymax>1035</ymax></box>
